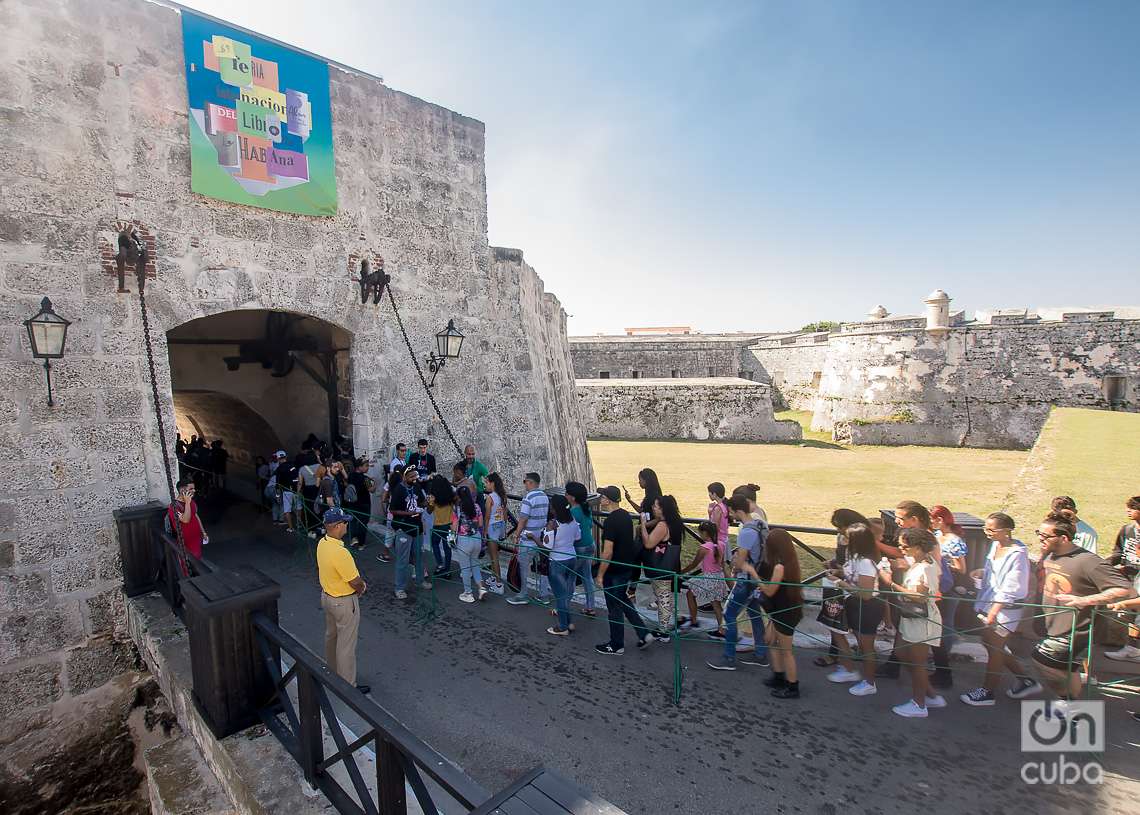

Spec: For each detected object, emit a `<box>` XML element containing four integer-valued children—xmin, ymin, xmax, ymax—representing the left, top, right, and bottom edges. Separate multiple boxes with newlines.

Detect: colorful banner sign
<box><xmin>180</xmin><ymin>11</ymin><xmax>337</xmax><ymax>216</ymax></box>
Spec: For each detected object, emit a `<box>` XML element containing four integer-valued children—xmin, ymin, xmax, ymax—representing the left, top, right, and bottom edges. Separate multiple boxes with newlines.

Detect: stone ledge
<box><xmin>146</xmin><ymin>733</ymin><xmax>236</xmax><ymax>815</ymax></box>
<box><xmin>126</xmin><ymin>593</ymin><xmax>327</xmax><ymax>815</ymax></box>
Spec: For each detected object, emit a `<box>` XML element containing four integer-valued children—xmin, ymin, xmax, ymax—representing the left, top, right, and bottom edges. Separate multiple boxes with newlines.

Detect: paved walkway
<box><xmin>201</xmin><ymin>498</ymin><xmax>1139</xmax><ymax>815</ymax></box>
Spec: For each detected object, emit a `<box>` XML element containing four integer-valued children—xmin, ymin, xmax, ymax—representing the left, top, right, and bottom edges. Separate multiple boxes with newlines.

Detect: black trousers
<box><xmin>603</xmin><ymin>570</ymin><xmax>648</xmax><ymax>649</ymax></box>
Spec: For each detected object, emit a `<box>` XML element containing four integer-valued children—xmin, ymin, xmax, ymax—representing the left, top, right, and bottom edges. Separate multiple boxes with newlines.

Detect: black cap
<box><xmin>524</xmin><ymin>472</ymin><xmax>541</xmax><ymax>484</ymax></box>
<box><xmin>598</xmin><ymin>485</ymin><xmax>621</xmax><ymax>502</ymax></box>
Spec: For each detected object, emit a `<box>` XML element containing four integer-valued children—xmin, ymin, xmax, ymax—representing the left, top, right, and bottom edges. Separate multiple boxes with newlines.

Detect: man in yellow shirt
<box><xmin>316</xmin><ymin>507</ymin><xmax>369</xmax><ymax>694</ymax></box>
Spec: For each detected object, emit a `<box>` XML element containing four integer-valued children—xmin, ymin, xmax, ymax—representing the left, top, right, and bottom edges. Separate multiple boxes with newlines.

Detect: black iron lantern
<box><xmin>23</xmin><ymin>297</ymin><xmax>71</xmax><ymax>406</ymax></box>
<box><xmin>426</xmin><ymin>319</ymin><xmax>464</xmax><ymax>387</ymax></box>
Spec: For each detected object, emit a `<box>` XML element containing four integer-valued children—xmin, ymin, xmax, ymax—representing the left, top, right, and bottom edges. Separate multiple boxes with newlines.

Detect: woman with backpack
<box><xmin>959</xmin><ymin>512</ymin><xmax>1040</xmax><ymax>706</ymax></box>
<box><xmin>452</xmin><ymin>485</ymin><xmax>486</xmax><ymax>603</ymax></box>
<box><xmin>639</xmin><ymin>495</ymin><xmax>684</xmax><ymax>635</ymax></box>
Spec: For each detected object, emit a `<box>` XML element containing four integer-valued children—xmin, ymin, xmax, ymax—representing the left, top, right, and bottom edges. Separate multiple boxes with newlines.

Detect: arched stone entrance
<box><xmin>166</xmin><ymin>309</ymin><xmax>354</xmax><ymax>488</ymax></box>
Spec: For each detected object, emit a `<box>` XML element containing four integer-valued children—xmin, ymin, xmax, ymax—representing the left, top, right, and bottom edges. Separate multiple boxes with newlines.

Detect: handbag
<box><xmin>816</xmin><ymin>585</ymin><xmax>848</xmax><ymax>632</ymax></box>
<box><xmin>893</xmin><ymin>596</ymin><xmax>929</xmax><ymax>619</ymax></box>
<box><xmin>643</xmin><ymin>542</ymin><xmax>681</xmax><ymax>577</ymax></box>
<box><xmin>506</xmin><ymin>554</ymin><xmax>521</xmax><ymax>593</ymax></box>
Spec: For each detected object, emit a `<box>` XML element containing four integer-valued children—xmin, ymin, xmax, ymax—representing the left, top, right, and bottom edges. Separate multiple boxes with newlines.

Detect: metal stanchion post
<box><xmin>673</xmin><ymin>573</ymin><xmax>682</xmax><ymax>704</ymax></box>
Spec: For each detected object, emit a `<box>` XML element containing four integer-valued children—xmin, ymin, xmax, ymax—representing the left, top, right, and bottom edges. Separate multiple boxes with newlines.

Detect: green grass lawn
<box><xmin>1002</xmin><ymin>408</ymin><xmax>1140</xmax><ymax>555</ymax></box>
<box><xmin>588</xmin><ymin>434</ymin><xmax>1028</xmax><ymax>572</ymax></box>
<box><xmin>589</xmin><ymin>407</ymin><xmax>1139</xmax><ymax>567</ymax></box>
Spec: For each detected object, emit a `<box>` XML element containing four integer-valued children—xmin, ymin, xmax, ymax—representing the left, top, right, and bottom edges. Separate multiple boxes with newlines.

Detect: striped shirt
<box><xmin>520</xmin><ymin>489</ymin><xmax>550</xmax><ymax>538</ymax></box>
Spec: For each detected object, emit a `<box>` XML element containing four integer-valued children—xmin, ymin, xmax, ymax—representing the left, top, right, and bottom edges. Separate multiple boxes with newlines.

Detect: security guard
<box><xmin>317</xmin><ymin>507</ymin><xmax>370</xmax><ymax>694</ymax></box>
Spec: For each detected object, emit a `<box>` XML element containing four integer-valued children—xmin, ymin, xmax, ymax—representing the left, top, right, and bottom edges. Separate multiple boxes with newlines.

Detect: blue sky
<box><xmin>180</xmin><ymin>1</ymin><xmax>1140</xmax><ymax>333</ymax></box>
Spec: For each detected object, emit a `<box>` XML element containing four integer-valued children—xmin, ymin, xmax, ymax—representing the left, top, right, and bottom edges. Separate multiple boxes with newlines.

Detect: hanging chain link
<box><xmin>135</xmin><ymin>263</ymin><xmax>190</xmax><ymax>575</ymax></box>
<box><xmin>384</xmin><ymin>285</ymin><xmax>463</xmax><ymax>458</ymax></box>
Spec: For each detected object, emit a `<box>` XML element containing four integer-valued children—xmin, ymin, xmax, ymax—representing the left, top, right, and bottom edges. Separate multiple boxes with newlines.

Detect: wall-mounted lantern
<box><xmin>23</xmin><ymin>297</ymin><xmax>71</xmax><ymax>406</ymax></box>
<box><xmin>426</xmin><ymin>319</ymin><xmax>464</xmax><ymax>387</ymax></box>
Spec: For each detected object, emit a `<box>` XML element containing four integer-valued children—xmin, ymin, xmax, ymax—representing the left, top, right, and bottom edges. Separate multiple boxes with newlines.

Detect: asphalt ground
<box><xmin>201</xmin><ymin>498</ymin><xmax>1140</xmax><ymax>815</ymax></box>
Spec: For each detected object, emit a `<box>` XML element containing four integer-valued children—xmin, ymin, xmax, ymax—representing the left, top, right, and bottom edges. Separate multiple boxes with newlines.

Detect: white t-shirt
<box><xmin>843</xmin><ymin>555</ymin><xmax>878</xmax><ymax>597</ymax></box>
<box><xmin>548</xmin><ymin>520</ymin><xmax>580</xmax><ymax>561</ymax></box>
<box><xmin>903</xmin><ymin>559</ymin><xmax>941</xmax><ymax>607</ymax></box>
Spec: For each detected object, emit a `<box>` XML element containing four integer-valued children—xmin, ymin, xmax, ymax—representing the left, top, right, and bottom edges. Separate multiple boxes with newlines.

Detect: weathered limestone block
<box><xmin>577</xmin><ymin>378</ymin><xmax>802</xmax><ymax>443</ymax></box>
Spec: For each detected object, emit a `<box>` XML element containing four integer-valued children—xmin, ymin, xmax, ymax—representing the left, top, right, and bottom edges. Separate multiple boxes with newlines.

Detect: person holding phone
<box><xmin>167</xmin><ymin>477</ymin><xmax>207</xmax><ymax>559</ymax></box>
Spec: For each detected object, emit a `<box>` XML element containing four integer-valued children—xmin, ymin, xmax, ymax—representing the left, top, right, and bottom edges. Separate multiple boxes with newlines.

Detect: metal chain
<box><xmin>135</xmin><ymin>264</ymin><xmax>190</xmax><ymax>575</ymax></box>
<box><xmin>384</xmin><ymin>285</ymin><xmax>463</xmax><ymax>457</ymax></box>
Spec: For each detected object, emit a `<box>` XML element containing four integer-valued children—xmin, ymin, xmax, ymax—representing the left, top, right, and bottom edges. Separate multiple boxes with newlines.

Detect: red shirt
<box><xmin>168</xmin><ymin>499</ymin><xmax>204</xmax><ymax>559</ymax></box>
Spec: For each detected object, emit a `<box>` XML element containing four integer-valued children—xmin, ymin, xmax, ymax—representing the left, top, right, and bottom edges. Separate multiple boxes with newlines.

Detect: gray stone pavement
<box><xmin>200</xmin><ymin>498</ymin><xmax>1140</xmax><ymax>815</ymax></box>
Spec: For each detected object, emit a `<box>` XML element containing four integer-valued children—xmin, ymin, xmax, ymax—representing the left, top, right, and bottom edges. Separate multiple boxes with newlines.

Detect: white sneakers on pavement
<box><xmin>827</xmin><ymin>667</ymin><xmax>861</xmax><ymax>683</ymax></box>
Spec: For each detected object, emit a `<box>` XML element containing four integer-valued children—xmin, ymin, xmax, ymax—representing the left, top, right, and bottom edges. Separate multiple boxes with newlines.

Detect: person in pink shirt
<box><xmin>707</xmin><ymin>483</ymin><xmax>730</xmax><ymax>574</ymax></box>
<box><xmin>679</xmin><ymin>521</ymin><xmax>728</xmax><ymax>637</ymax></box>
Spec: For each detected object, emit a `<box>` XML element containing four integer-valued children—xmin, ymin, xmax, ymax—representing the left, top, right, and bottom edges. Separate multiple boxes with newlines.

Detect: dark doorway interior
<box><xmin>167</xmin><ymin>310</ymin><xmax>352</xmax><ymax>499</ymax></box>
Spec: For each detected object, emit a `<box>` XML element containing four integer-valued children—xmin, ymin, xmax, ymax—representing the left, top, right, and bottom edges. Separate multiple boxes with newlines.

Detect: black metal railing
<box><xmin>250</xmin><ymin>611</ymin><xmax>489</xmax><ymax>815</ymax></box>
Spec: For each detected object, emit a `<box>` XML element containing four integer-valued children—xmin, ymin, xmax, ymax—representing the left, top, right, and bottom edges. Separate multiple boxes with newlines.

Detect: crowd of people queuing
<box><xmin>171</xmin><ymin>434</ymin><xmax>1140</xmax><ymax>721</ymax></box>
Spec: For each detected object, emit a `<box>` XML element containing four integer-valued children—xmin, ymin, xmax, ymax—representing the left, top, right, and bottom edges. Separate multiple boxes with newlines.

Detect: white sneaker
<box><xmin>849</xmin><ymin>680</ymin><xmax>877</xmax><ymax>697</ymax></box>
<box><xmin>925</xmin><ymin>694</ymin><xmax>947</xmax><ymax>709</ymax></box>
<box><xmin>459</xmin><ymin>592</ymin><xmax>475</xmax><ymax>604</ymax></box>
<box><xmin>394</xmin><ymin>590</ymin><xmax>408</xmax><ymax>600</ymax></box>
<box><xmin>420</xmin><ymin>580</ymin><xmax>432</xmax><ymax>590</ymax></box>
<box><xmin>1105</xmin><ymin>644</ymin><xmax>1140</xmax><ymax>663</ymax></box>
<box><xmin>827</xmin><ymin>668</ymin><xmax>862</xmax><ymax>684</ymax></box>
<box><xmin>892</xmin><ymin>700</ymin><xmax>928</xmax><ymax>718</ymax></box>
<box><xmin>476</xmin><ymin>587</ymin><xmax>488</xmax><ymax>601</ymax></box>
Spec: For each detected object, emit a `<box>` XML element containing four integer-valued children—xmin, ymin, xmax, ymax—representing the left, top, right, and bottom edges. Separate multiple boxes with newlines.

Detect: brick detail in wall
<box><xmin>97</xmin><ymin>220</ymin><xmax>157</xmax><ymax>281</ymax></box>
<box><xmin>347</xmin><ymin>250</ymin><xmax>385</xmax><ymax>280</ymax></box>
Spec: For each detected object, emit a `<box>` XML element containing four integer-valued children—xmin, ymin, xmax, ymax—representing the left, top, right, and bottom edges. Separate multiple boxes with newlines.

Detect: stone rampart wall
<box><xmin>569</xmin><ymin>337</ymin><xmax>755</xmax><ymax>380</ymax></box>
<box><xmin>743</xmin><ymin>335</ymin><xmax>831</xmax><ymax>411</ymax></box>
<box><xmin>814</xmin><ymin>320</ymin><xmax>1140</xmax><ymax>448</ymax></box>
<box><xmin>577</xmin><ymin>378</ymin><xmax>802</xmax><ymax>442</ymax></box>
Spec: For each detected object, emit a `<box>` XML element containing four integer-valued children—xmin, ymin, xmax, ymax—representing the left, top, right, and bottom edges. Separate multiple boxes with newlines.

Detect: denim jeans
<box><xmin>723</xmin><ymin>580</ymin><xmax>768</xmax><ymax>662</ymax></box>
<box><xmin>548</xmin><ymin>558</ymin><xmax>576</xmax><ymax>629</ymax></box>
<box><xmin>393</xmin><ymin>528</ymin><xmax>425</xmax><ymax>590</ymax></box>
<box><xmin>454</xmin><ymin>534</ymin><xmax>483</xmax><ymax>593</ymax></box>
<box><xmin>939</xmin><ymin>596</ymin><xmax>961</xmax><ymax>652</ymax></box>
<box><xmin>603</xmin><ymin>570</ymin><xmax>648</xmax><ymax>649</ymax></box>
<box><xmin>574</xmin><ymin>550</ymin><xmax>597</xmax><ymax>611</ymax></box>
<box><xmin>431</xmin><ymin>525</ymin><xmax>452</xmax><ymax>572</ymax></box>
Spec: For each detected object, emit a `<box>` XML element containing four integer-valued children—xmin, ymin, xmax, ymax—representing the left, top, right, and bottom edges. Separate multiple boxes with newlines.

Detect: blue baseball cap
<box><xmin>323</xmin><ymin>507</ymin><xmax>351</xmax><ymax>525</ymax></box>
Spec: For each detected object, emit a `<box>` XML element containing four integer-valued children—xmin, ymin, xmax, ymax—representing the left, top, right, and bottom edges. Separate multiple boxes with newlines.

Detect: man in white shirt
<box><xmin>506</xmin><ymin>472</ymin><xmax>550</xmax><ymax>606</ymax></box>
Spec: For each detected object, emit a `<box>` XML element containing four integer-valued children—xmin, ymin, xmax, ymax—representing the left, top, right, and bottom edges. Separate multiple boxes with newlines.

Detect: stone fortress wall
<box><xmin>571</xmin><ymin>294</ymin><xmax>1139</xmax><ymax>449</ymax></box>
<box><xmin>578</xmin><ymin>378</ymin><xmax>802</xmax><ymax>443</ymax></box>
<box><xmin>569</xmin><ymin>334</ymin><xmax>761</xmax><ymax>380</ymax></box>
<box><xmin>0</xmin><ymin>0</ymin><xmax>588</xmax><ymax>758</ymax></box>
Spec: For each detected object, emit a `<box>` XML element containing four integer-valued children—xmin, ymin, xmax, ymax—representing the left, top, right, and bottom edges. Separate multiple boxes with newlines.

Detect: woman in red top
<box><xmin>168</xmin><ymin>478</ymin><xmax>207</xmax><ymax>559</ymax></box>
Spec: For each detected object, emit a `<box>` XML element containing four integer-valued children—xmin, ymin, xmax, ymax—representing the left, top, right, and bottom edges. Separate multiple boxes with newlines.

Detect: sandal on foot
<box><xmin>812</xmin><ymin>655</ymin><xmax>838</xmax><ymax>668</ymax></box>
